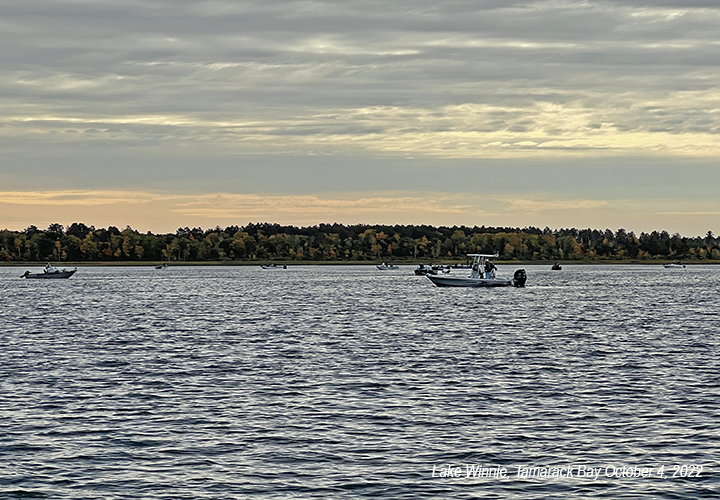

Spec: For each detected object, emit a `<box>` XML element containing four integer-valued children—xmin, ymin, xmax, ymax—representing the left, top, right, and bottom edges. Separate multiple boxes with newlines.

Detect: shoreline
<box><xmin>2</xmin><ymin>260</ymin><xmax>718</xmax><ymax>267</ymax></box>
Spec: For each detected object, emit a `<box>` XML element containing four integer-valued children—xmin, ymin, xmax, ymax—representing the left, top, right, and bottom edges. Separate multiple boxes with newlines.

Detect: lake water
<box><xmin>2</xmin><ymin>264</ymin><xmax>718</xmax><ymax>499</ymax></box>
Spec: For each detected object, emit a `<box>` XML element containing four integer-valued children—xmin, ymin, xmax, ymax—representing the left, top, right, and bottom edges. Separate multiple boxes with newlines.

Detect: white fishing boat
<box><xmin>261</xmin><ymin>263</ymin><xmax>287</xmax><ymax>269</ymax></box>
<box><xmin>22</xmin><ymin>263</ymin><xmax>77</xmax><ymax>279</ymax></box>
<box><xmin>663</xmin><ymin>262</ymin><xmax>686</xmax><ymax>269</ymax></box>
<box><xmin>376</xmin><ymin>262</ymin><xmax>399</xmax><ymax>270</ymax></box>
<box><xmin>427</xmin><ymin>254</ymin><xmax>526</xmax><ymax>288</ymax></box>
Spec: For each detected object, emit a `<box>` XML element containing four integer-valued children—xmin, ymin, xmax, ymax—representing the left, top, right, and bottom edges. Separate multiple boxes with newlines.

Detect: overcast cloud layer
<box><xmin>1</xmin><ymin>0</ymin><xmax>719</xmax><ymax>234</ymax></box>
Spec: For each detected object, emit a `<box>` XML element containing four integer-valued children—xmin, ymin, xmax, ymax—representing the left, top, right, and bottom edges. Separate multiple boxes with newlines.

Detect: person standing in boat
<box><xmin>484</xmin><ymin>260</ymin><xmax>497</xmax><ymax>279</ymax></box>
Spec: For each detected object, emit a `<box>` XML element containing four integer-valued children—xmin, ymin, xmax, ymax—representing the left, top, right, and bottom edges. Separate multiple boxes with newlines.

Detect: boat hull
<box><xmin>427</xmin><ymin>274</ymin><xmax>513</xmax><ymax>287</ymax></box>
<box><xmin>23</xmin><ymin>270</ymin><xmax>76</xmax><ymax>279</ymax></box>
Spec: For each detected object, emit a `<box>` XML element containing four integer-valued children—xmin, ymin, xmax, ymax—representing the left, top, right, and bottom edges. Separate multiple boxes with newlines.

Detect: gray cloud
<box><xmin>1</xmin><ymin>0</ymin><xmax>720</xmax><ymax>232</ymax></box>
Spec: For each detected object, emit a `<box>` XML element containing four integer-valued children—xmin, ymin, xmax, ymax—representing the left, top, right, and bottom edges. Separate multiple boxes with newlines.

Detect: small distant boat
<box><xmin>552</xmin><ymin>262</ymin><xmax>562</xmax><ymax>270</ymax></box>
<box><xmin>261</xmin><ymin>263</ymin><xmax>287</xmax><ymax>269</ymax></box>
<box><xmin>414</xmin><ymin>264</ymin><xmax>450</xmax><ymax>275</ymax></box>
<box><xmin>664</xmin><ymin>262</ymin><xmax>686</xmax><ymax>269</ymax></box>
<box><xmin>22</xmin><ymin>263</ymin><xmax>77</xmax><ymax>279</ymax></box>
<box><xmin>414</xmin><ymin>264</ymin><xmax>435</xmax><ymax>275</ymax></box>
<box><xmin>376</xmin><ymin>262</ymin><xmax>399</xmax><ymax>270</ymax></box>
<box><xmin>155</xmin><ymin>263</ymin><xmax>168</xmax><ymax>269</ymax></box>
<box><xmin>427</xmin><ymin>254</ymin><xmax>526</xmax><ymax>288</ymax></box>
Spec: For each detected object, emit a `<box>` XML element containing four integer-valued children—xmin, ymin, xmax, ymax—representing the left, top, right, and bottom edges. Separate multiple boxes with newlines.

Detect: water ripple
<box><xmin>1</xmin><ymin>265</ymin><xmax>718</xmax><ymax>498</ymax></box>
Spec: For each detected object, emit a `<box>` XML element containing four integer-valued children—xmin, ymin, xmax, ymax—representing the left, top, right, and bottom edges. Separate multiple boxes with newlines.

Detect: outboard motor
<box><xmin>513</xmin><ymin>269</ymin><xmax>527</xmax><ymax>287</ymax></box>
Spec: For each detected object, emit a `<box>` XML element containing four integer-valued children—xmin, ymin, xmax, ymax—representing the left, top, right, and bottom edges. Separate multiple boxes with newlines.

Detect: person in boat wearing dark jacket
<box><xmin>484</xmin><ymin>261</ymin><xmax>497</xmax><ymax>279</ymax></box>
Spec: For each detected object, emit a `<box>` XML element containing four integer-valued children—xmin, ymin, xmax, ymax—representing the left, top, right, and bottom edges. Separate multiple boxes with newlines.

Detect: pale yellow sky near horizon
<box><xmin>2</xmin><ymin>189</ymin><xmax>718</xmax><ymax>237</ymax></box>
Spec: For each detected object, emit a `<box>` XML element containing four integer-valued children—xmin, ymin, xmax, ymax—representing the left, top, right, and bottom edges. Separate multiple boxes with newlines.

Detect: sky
<box><xmin>1</xmin><ymin>0</ymin><xmax>719</xmax><ymax>236</ymax></box>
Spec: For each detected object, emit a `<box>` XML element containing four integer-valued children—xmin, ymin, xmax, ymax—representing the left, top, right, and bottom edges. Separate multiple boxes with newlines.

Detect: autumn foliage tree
<box><xmin>0</xmin><ymin>222</ymin><xmax>717</xmax><ymax>263</ymax></box>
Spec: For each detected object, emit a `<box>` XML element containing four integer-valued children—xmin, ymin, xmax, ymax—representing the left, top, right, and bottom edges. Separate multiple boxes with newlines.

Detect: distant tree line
<box><xmin>1</xmin><ymin>222</ymin><xmax>718</xmax><ymax>262</ymax></box>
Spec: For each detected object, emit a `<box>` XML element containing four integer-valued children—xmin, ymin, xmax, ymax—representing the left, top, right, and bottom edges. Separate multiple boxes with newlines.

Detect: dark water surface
<box><xmin>2</xmin><ymin>264</ymin><xmax>719</xmax><ymax>499</ymax></box>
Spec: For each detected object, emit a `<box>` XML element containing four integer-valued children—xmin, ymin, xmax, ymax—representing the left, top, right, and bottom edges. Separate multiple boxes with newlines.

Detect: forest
<box><xmin>1</xmin><ymin>222</ymin><xmax>718</xmax><ymax>263</ymax></box>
